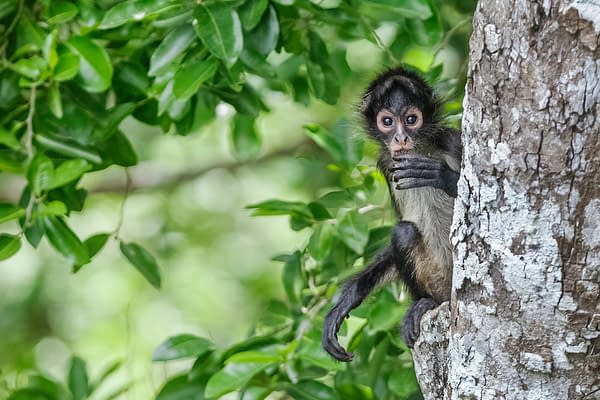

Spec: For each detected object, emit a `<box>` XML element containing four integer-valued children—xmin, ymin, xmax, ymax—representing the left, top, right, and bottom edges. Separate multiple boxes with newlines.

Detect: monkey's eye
<box><xmin>406</xmin><ymin>115</ymin><xmax>418</xmax><ymax>125</ymax></box>
<box><xmin>382</xmin><ymin>117</ymin><xmax>394</xmax><ymax>127</ymax></box>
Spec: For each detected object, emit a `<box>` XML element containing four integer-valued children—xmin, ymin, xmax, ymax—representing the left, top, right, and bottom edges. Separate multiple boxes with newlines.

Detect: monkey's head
<box><xmin>361</xmin><ymin>67</ymin><xmax>441</xmax><ymax>157</ymax></box>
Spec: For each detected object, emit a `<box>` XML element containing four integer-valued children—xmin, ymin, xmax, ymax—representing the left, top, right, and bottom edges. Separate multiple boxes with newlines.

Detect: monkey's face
<box><xmin>375</xmin><ymin>104</ymin><xmax>424</xmax><ymax>156</ymax></box>
<box><xmin>361</xmin><ymin>70</ymin><xmax>438</xmax><ymax>158</ymax></box>
<box><xmin>366</xmin><ymin>86</ymin><xmax>430</xmax><ymax>158</ymax></box>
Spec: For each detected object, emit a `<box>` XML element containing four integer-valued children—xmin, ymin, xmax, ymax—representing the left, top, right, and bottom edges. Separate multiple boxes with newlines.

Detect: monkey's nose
<box><xmin>394</xmin><ymin>133</ymin><xmax>410</xmax><ymax>143</ymax></box>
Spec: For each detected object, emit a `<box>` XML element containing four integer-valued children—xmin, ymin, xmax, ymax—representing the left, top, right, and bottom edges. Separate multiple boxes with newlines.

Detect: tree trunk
<box><xmin>412</xmin><ymin>1</ymin><xmax>600</xmax><ymax>398</ymax></box>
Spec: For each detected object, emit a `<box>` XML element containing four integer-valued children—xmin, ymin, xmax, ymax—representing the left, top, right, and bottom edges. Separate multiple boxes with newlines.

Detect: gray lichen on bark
<box><xmin>411</xmin><ymin>1</ymin><xmax>600</xmax><ymax>399</ymax></box>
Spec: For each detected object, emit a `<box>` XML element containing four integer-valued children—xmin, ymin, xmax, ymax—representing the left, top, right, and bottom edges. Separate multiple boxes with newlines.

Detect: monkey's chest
<box><xmin>393</xmin><ymin>187</ymin><xmax>454</xmax><ymax>301</ymax></box>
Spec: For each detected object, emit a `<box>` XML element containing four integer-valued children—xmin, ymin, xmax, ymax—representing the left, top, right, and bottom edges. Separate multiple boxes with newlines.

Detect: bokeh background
<box><xmin>0</xmin><ymin>1</ymin><xmax>475</xmax><ymax>398</ymax></box>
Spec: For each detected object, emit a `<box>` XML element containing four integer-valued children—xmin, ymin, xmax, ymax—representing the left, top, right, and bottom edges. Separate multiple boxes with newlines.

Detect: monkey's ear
<box><xmin>359</xmin><ymin>91</ymin><xmax>372</xmax><ymax>114</ymax></box>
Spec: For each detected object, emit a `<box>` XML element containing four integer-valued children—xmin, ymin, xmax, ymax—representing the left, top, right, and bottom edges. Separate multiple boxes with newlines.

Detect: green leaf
<box><xmin>27</xmin><ymin>154</ymin><xmax>54</xmax><ymax>196</ymax></box>
<box><xmin>307</xmin><ymin>223</ymin><xmax>334</xmax><ymax>261</ymax></box>
<box><xmin>33</xmin><ymin>201</ymin><xmax>68</xmax><ymax>218</ymax></box>
<box><xmin>156</xmin><ymin>375</ymin><xmax>204</xmax><ymax>400</ymax></box>
<box><xmin>193</xmin><ymin>4</ymin><xmax>243</xmax><ymax>65</ymax></box>
<box><xmin>43</xmin><ymin>31</ymin><xmax>58</xmax><ymax>69</ymax></box>
<box><xmin>119</xmin><ymin>241</ymin><xmax>161</xmax><ymax>288</ymax></box>
<box><xmin>238</xmin><ymin>0</ymin><xmax>268</xmax><ymax>30</ymax></box>
<box><xmin>296</xmin><ymin>340</ymin><xmax>345</xmax><ymax>371</ymax></box>
<box><xmin>364</xmin><ymin>226</ymin><xmax>391</xmax><ymax>261</ymax></box>
<box><xmin>0</xmin><ymin>234</ymin><xmax>21</xmax><ymax>260</ymax></box>
<box><xmin>387</xmin><ymin>367</ymin><xmax>421</xmax><ymax>397</ymax></box>
<box><xmin>0</xmin><ymin>203</ymin><xmax>26</xmax><ymax>225</ymax></box>
<box><xmin>367</xmin><ymin>291</ymin><xmax>405</xmax><ymax>331</ymax></box>
<box><xmin>84</xmin><ymin>233</ymin><xmax>110</xmax><ymax>258</ymax></box>
<box><xmin>94</xmin><ymin>103</ymin><xmax>137</xmax><ymax>142</ymax></box>
<box><xmin>68</xmin><ymin>356</ymin><xmax>89</xmax><ymax>400</ymax></box>
<box><xmin>42</xmin><ymin>216</ymin><xmax>90</xmax><ymax>266</ymax></box>
<box><xmin>216</xmin><ymin>84</ymin><xmax>267</xmax><ymax>117</ymax></box>
<box><xmin>240</xmin><ymin>387</ymin><xmax>270</xmax><ymax>400</ymax></box>
<box><xmin>148</xmin><ymin>25</ymin><xmax>196</xmax><ymax>76</ymax></box>
<box><xmin>317</xmin><ymin>190</ymin><xmax>353</xmax><ymax>208</ymax></box>
<box><xmin>7</xmin><ymin>375</ymin><xmax>67</xmax><ymax>400</ymax></box>
<box><xmin>205</xmin><ymin>362</ymin><xmax>272</xmax><ymax>399</ymax></box>
<box><xmin>0</xmin><ymin>1</ymin><xmax>16</xmax><ymax>20</ymax></box>
<box><xmin>173</xmin><ymin>58</ymin><xmax>218</xmax><ymax>100</ymax></box>
<box><xmin>366</xmin><ymin>0</ymin><xmax>432</xmax><ymax>19</ymax></box>
<box><xmin>15</xmin><ymin>15</ymin><xmax>44</xmax><ymax>51</ymax></box>
<box><xmin>10</xmin><ymin>56</ymin><xmax>47</xmax><ymax>80</ymax></box>
<box><xmin>239</xmin><ymin>48</ymin><xmax>276</xmax><ymax>78</ymax></box>
<box><xmin>48</xmin><ymin>1</ymin><xmax>78</xmax><ymax>24</ymax></box>
<box><xmin>152</xmin><ymin>334</ymin><xmax>214</xmax><ymax>361</ymax></box>
<box><xmin>279</xmin><ymin>251</ymin><xmax>303</xmax><ymax>303</ymax></box>
<box><xmin>287</xmin><ymin>380</ymin><xmax>337</xmax><ymax>400</ymax></box>
<box><xmin>231</xmin><ymin>114</ymin><xmax>261</xmax><ymax>160</ymax></box>
<box><xmin>303</xmin><ymin>124</ymin><xmax>344</xmax><ymax>163</ymax></box>
<box><xmin>35</xmin><ymin>135</ymin><xmax>102</xmax><ymax>164</ymax></box>
<box><xmin>54</xmin><ymin>53</ymin><xmax>80</xmax><ymax>81</ymax></box>
<box><xmin>306</xmin><ymin>61</ymin><xmax>339</xmax><ymax>105</ymax></box>
<box><xmin>307</xmin><ymin>30</ymin><xmax>328</xmax><ymax>61</ymax></box>
<box><xmin>73</xmin><ymin>233</ymin><xmax>110</xmax><ymax>272</ymax></box>
<box><xmin>67</xmin><ymin>36</ymin><xmax>113</xmax><ymax>92</ymax></box>
<box><xmin>0</xmin><ymin>126</ymin><xmax>21</xmax><ymax>150</ymax></box>
<box><xmin>335</xmin><ymin>383</ymin><xmax>374</xmax><ymax>400</ymax></box>
<box><xmin>308</xmin><ymin>202</ymin><xmax>331</xmax><ymax>220</ymax></box>
<box><xmin>47</xmin><ymin>159</ymin><xmax>91</xmax><ymax>190</ymax></box>
<box><xmin>115</xmin><ymin>62</ymin><xmax>149</xmax><ymax>94</ymax></box>
<box><xmin>101</xmin><ymin>131</ymin><xmax>138</xmax><ymax>167</ymax></box>
<box><xmin>0</xmin><ymin>148</ymin><xmax>26</xmax><ymax>173</ymax></box>
<box><xmin>337</xmin><ymin>210</ymin><xmax>369</xmax><ymax>254</ymax></box>
<box><xmin>247</xmin><ymin>200</ymin><xmax>312</xmax><ymax>219</ymax></box>
<box><xmin>100</xmin><ymin>0</ymin><xmax>172</xmax><ymax>29</ymax></box>
<box><xmin>245</xmin><ymin>5</ymin><xmax>279</xmax><ymax>56</ymax></box>
<box><xmin>226</xmin><ymin>350</ymin><xmax>282</xmax><ymax>363</ymax></box>
<box><xmin>331</xmin><ymin>118</ymin><xmax>364</xmax><ymax>168</ymax></box>
<box><xmin>48</xmin><ymin>83</ymin><xmax>63</xmax><ymax>118</ymax></box>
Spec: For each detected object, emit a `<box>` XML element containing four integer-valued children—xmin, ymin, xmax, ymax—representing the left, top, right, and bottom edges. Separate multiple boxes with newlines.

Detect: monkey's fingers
<box><xmin>389</xmin><ymin>157</ymin><xmax>446</xmax><ymax>172</ymax></box>
<box><xmin>395</xmin><ymin>177</ymin><xmax>440</xmax><ymax>191</ymax></box>
<box><xmin>391</xmin><ymin>169</ymin><xmax>438</xmax><ymax>182</ymax></box>
<box><xmin>322</xmin><ymin>310</ymin><xmax>354</xmax><ymax>362</ymax></box>
<box><xmin>401</xmin><ymin>297</ymin><xmax>439</xmax><ymax>348</ymax></box>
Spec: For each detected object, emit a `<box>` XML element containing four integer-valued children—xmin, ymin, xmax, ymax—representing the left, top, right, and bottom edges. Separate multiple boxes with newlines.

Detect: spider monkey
<box><xmin>322</xmin><ymin>67</ymin><xmax>462</xmax><ymax>361</ymax></box>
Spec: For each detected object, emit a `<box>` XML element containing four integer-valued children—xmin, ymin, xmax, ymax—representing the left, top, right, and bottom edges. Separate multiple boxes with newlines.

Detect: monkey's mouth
<box><xmin>392</xmin><ymin>149</ymin><xmax>412</xmax><ymax>158</ymax></box>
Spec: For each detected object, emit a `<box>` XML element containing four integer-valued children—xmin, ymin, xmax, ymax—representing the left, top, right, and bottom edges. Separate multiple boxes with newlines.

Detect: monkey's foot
<box><xmin>401</xmin><ymin>297</ymin><xmax>439</xmax><ymax>348</ymax></box>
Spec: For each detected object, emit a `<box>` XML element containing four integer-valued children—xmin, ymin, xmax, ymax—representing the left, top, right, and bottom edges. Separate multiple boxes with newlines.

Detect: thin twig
<box><xmin>23</xmin><ymin>86</ymin><xmax>36</xmax><ymax>161</ymax></box>
<box><xmin>113</xmin><ymin>169</ymin><xmax>132</xmax><ymax>239</ymax></box>
<box><xmin>23</xmin><ymin>86</ymin><xmax>37</xmax><ymax>227</ymax></box>
<box><xmin>0</xmin><ymin>0</ymin><xmax>23</xmax><ymax>58</ymax></box>
<box><xmin>90</xmin><ymin>139</ymin><xmax>311</xmax><ymax>194</ymax></box>
<box><xmin>428</xmin><ymin>18</ymin><xmax>472</xmax><ymax>71</ymax></box>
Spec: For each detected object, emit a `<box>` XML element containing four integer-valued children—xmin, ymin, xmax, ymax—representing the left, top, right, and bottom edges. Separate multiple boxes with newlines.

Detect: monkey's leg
<box><xmin>322</xmin><ymin>247</ymin><xmax>395</xmax><ymax>362</ymax></box>
<box><xmin>391</xmin><ymin>222</ymin><xmax>439</xmax><ymax>348</ymax></box>
<box><xmin>389</xmin><ymin>154</ymin><xmax>459</xmax><ymax>197</ymax></box>
<box><xmin>401</xmin><ymin>297</ymin><xmax>439</xmax><ymax>348</ymax></box>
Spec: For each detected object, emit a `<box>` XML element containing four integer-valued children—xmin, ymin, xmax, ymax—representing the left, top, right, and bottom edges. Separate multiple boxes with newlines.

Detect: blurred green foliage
<box><xmin>0</xmin><ymin>0</ymin><xmax>475</xmax><ymax>399</ymax></box>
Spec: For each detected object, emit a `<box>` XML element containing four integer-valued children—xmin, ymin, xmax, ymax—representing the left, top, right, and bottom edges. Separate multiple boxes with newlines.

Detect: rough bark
<box><xmin>412</xmin><ymin>1</ymin><xmax>600</xmax><ymax>399</ymax></box>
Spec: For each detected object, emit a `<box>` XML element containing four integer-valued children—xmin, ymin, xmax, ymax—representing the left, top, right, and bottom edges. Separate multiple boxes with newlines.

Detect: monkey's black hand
<box><xmin>389</xmin><ymin>154</ymin><xmax>459</xmax><ymax>197</ymax></box>
<box><xmin>401</xmin><ymin>297</ymin><xmax>439</xmax><ymax>348</ymax></box>
<box><xmin>322</xmin><ymin>304</ymin><xmax>354</xmax><ymax>362</ymax></box>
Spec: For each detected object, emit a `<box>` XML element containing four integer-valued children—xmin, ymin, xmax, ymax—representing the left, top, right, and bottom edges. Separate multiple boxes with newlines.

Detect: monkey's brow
<box><xmin>380</xmin><ymin>75</ymin><xmax>418</xmax><ymax>94</ymax></box>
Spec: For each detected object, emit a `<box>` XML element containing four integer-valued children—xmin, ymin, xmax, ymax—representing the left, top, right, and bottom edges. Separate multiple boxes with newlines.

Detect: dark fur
<box><xmin>322</xmin><ymin>67</ymin><xmax>461</xmax><ymax>361</ymax></box>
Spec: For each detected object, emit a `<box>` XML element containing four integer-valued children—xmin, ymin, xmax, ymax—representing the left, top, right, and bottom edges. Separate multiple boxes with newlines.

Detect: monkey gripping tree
<box><xmin>412</xmin><ymin>0</ymin><xmax>600</xmax><ymax>398</ymax></box>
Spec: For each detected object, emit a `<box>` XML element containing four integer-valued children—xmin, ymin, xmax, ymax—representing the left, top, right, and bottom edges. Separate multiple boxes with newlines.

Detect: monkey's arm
<box><xmin>322</xmin><ymin>248</ymin><xmax>395</xmax><ymax>362</ymax></box>
<box><xmin>389</xmin><ymin>154</ymin><xmax>459</xmax><ymax>197</ymax></box>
